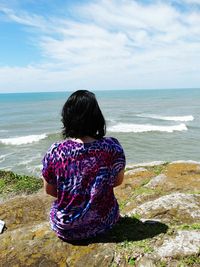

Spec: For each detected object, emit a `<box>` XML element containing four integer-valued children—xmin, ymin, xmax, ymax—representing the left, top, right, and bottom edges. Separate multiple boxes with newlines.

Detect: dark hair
<box><xmin>61</xmin><ymin>90</ymin><xmax>106</xmax><ymax>139</ymax></box>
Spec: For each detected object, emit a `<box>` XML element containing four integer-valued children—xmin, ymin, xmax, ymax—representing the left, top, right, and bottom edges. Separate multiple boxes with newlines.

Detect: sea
<box><xmin>0</xmin><ymin>89</ymin><xmax>199</xmax><ymax>177</ymax></box>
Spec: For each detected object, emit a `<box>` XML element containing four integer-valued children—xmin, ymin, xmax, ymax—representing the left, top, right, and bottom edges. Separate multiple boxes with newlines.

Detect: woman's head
<box><xmin>61</xmin><ymin>90</ymin><xmax>106</xmax><ymax>139</ymax></box>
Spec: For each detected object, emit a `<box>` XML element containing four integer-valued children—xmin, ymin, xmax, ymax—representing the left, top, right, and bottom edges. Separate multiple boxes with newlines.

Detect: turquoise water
<box><xmin>0</xmin><ymin>89</ymin><xmax>200</xmax><ymax>176</ymax></box>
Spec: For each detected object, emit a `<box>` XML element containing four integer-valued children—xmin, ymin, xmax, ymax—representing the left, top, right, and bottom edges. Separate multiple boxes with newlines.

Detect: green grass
<box><xmin>131</xmin><ymin>186</ymin><xmax>155</xmax><ymax>196</ymax></box>
<box><xmin>177</xmin><ymin>223</ymin><xmax>200</xmax><ymax>230</ymax></box>
<box><xmin>128</xmin><ymin>257</ymin><xmax>136</xmax><ymax>266</ymax></box>
<box><xmin>129</xmin><ymin>185</ymin><xmax>165</xmax><ymax>200</ymax></box>
<box><xmin>118</xmin><ymin>186</ymin><xmax>157</xmax><ymax>212</ymax></box>
<box><xmin>0</xmin><ymin>179</ymin><xmax>6</xmax><ymax>193</ymax></box>
<box><xmin>0</xmin><ymin>170</ymin><xmax>43</xmax><ymax>195</ymax></box>
<box><xmin>187</xmin><ymin>190</ymin><xmax>200</xmax><ymax>195</ymax></box>
<box><xmin>119</xmin><ymin>199</ymin><xmax>129</xmax><ymax>210</ymax></box>
<box><xmin>147</xmin><ymin>162</ymin><xmax>169</xmax><ymax>176</ymax></box>
<box><xmin>116</xmin><ymin>238</ymin><xmax>154</xmax><ymax>266</ymax></box>
<box><xmin>157</xmin><ymin>261</ymin><xmax>167</xmax><ymax>267</ymax></box>
<box><xmin>140</xmin><ymin>178</ymin><xmax>152</xmax><ymax>186</ymax></box>
<box><xmin>177</xmin><ymin>254</ymin><xmax>200</xmax><ymax>266</ymax></box>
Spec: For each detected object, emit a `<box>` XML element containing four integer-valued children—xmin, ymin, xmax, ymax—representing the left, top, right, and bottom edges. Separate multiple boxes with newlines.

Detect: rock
<box><xmin>170</xmin><ymin>160</ymin><xmax>200</xmax><ymax>165</ymax></box>
<box><xmin>115</xmin><ymin>168</ymin><xmax>154</xmax><ymax>204</ymax></box>
<box><xmin>136</xmin><ymin>256</ymin><xmax>156</xmax><ymax>267</ymax></box>
<box><xmin>155</xmin><ymin>230</ymin><xmax>200</xmax><ymax>258</ymax></box>
<box><xmin>140</xmin><ymin>219</ymin><xmax>162</xmax><ymax>223</ymax></box>
<box><xmin>69</xmin><ymin>244</ymin><xmax>114</xmax><ymax>267</ymax></box>
<box><xmin>125</xmin><ymin>168</ymin><xmax>147</xmax><ymax>176</ymax></box>
<box><xmin>127</xmin><ymin>193</ymin><xmax>200</xmax><ymax>224</ymax></box>
<box><xmin>163</xmin><ymin>163</ymin><xmax>200</xmax><ymax>192</ymax></box>
<box><xmin>140</xmin><ymin>162</ymin><xmax>200</xmax><ymax>193</ymax></box>
<box><xmin>1</xmin><ymin>162</ymin><xmax>200</xmax><ymax>267</ymax></box>
<box><xmin>0</xmin><ymin>221</ymin><xmax>115</xmax><ymax>267</ymax></box>
<box><xmin>123</xmin><ymin>168</ymin><xmax>154</xmax><ymax>189</ymax></box>
<box><xmin>144</xmin><ymin>174</ymin><xmax>167</xmax><ymax>189</ymax></box>
<box><xmin>0</xmin><ymin>192</ymin><xmax>52</xmax><ymax>231</ymax></box>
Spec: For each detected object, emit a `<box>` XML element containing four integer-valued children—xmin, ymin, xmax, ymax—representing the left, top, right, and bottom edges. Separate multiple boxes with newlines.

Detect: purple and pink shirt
<box><xmin>42</xmin><ymin>137</ymin><xmax>126</xmax><ymax>241</ymax></box>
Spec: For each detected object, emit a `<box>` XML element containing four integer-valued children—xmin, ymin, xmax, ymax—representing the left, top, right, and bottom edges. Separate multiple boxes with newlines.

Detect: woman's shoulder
<box><xmin>46</xmin><ymin>139</ymin><xmax>70</xmax><ymax>153</ymax></box>
<box><xmin>48</xmin><ymin>137</ymin><xmax>122</xmax><ymax>152</ymax></box>
<box><xmin>102</xmin><ymin>136</ymin><xmax>122</xmax><ymax>147</ymax></box>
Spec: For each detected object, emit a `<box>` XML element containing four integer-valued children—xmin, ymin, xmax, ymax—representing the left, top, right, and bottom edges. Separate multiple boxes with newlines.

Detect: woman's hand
<box><xmin>114</xmin><ymin>169</ymin><xmax>124</xmax><ymax>187</ymax></box>
<box><xmin>43</xmin><ymin>179</ymin><xmax>57</xmax><ymax>197</ymax></box>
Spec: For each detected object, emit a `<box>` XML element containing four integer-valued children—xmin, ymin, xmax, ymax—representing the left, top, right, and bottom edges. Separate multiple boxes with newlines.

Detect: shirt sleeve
<box><xmin>42</xmin><ymin>143</ymin><xmax>57</xmax><ymax>185</ymax></box>
<box><xmin>110</xmin><ymin>138</ymin><xmax>126</xmax><ymax>184</ymax></box>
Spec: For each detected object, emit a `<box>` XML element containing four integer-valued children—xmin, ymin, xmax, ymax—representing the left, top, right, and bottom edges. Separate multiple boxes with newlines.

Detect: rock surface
<box><xmin>155</xmin><ymin>230</ymin><xmax>200</xmax><ymax>258</ymax></box>
<box><xmin>128</xmin><ymin>192</ymin><xmax>200</xmax><ymax>224</ymax></box>
<box><xmin>144</xmin><ymin>174</ymin><xmax>167</xmax><ymax>189</ymax></box>
<box><xmin>0</xmin><ymin>161</ymin><xmax>200</xmax><ymax>267</ymax></box>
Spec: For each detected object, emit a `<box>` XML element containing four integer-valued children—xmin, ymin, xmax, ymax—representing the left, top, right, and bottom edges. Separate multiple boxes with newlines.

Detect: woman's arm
<box><xmin>43</xmin><ymin>179</ymin><xmax>57</xmax><ymax>198</ymax></box>
<box><xmin>113</xmin><ymin>169</ymin><xmax>124</xmax><ymax>187</ymax></box>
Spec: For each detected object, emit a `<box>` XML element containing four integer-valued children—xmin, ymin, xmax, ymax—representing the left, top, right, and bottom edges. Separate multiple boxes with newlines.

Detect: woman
<box><xmin>42</xmin><ymin>90</ymin><xmax>126</xmax><ymax>241</ymax></box>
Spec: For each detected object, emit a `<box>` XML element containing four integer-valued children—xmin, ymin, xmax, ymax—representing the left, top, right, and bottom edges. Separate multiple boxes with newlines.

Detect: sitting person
<box><xmin>42</xmin><ymin>90</ymin><xmax>126</xmax><ymax>241</ymax></box>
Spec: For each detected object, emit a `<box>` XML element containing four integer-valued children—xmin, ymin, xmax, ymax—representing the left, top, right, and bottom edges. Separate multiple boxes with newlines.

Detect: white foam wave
<box><xmin>137</xmin><ymin>114</ymin><xmax>194</xmax><ymax>122</ymax></box>
<box><xmin>127</xmin><ymin>161</ymin><xmax>167</xmax><ymax>168</ymax></box>
<box><xmin>0</xmin><ymin>155</ymin><xmax>5</xmax><ymax>163</ymax></box>
<box><xmin>0</xmin><ymin>134</ymin><xmax>47</xmax><ymax>145</ymax></box>
<box><xmin>16</xmin><ymin>159</ymin><xmax>34</xmax><ymax>166</ymax></box>
<box><xmin>108</xmin><ymin>123</ymin><xmax>187</xmax><ymax>133</ymax></box>
<box><xmin>26</xmin><ymin>164</ymin><xmax>43</xmax><ymax>177</ymax></box>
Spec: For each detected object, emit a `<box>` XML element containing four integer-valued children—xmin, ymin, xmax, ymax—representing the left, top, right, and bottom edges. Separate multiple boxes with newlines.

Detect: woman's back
<box><xmin>42</xmin><ymin>136</ymin><xmax>125</xmax><ymax>241</ymax></box>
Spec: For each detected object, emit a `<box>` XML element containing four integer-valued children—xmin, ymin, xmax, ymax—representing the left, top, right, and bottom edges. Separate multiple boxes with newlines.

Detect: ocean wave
<box><xmin>108</xmin><ymin>123</ymin><xmax>187</xmax><ymax>133</ymax></box>
<box><xmin>137</xmin><ymin>114</ymin><xmax>194</xmax><ymax>122</ymax></box>
<box><xmin>0</xmin><ymin>155</ymin><xmax>5</xmax><ymax>163</ymax></box>
<box><xmin>26</xmin><ymin>164</ymin><xmax>43</xmax><ymax>177</ymax></box>
<box><xmin>0</xmin><ymin>153</ymin><xmax>12</xmax><ymax>163</ymax></box>
<box><xmin>0</xmin><ymin>134</ymin><xmax>47</xmax><ymax>145</ymax></box>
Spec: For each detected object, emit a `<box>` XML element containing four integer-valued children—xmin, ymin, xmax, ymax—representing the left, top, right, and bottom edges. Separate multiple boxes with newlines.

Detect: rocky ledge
<box><xmin>0</xmin><ymin>161</ymin><xmax>200</xmax><ymax>267</ymax></box>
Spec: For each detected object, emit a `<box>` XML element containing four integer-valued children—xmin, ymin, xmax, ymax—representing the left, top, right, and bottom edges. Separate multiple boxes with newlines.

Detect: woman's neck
<box><xmin>72</xmin><ymin>136</ymin><xmax>97</xmax><ymax>143</ymax></box>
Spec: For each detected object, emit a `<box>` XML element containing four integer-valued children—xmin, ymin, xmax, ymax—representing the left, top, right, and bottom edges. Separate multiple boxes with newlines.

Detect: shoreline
<box><xmin>1</xmin><ymin>159</ymin><xmax>200</xmax><ymax>199</ymax></box>
<box><xmin>1</xmin><ymin>159</ymin><xmax>200</xmax><ymax>178</ymax></box>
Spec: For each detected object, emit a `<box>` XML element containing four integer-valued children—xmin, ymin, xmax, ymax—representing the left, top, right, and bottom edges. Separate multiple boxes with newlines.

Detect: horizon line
<box><xmin>0</xmin><ymin>87</ymin><xmax>200</xmax><ymax>94</ymax></box>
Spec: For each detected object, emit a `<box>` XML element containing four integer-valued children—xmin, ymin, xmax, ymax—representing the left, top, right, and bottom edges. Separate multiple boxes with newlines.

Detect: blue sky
<box><xmin>0</xmin><ymin>0</ymin><xmax>200</xmax><ymax>93</ymax></box>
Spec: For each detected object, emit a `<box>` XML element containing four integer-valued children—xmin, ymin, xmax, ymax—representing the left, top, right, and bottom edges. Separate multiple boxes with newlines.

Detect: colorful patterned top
<box><xmin>42</xmin><ymin>137</ymin><xmax>126</xmax><ymax>241</ymax></box>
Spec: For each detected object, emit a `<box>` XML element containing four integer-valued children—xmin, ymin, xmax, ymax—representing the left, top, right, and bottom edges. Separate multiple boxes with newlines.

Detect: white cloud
<box><xmin>0</xmin><ymin>0</ymin><xmax>200</xmax><ymax>92</ymax></box>
<box><xmin>183</xmin><ymin>0</ymin><xmax>200</xmax><ymax>4</ymax></box>
<box><xmin>0</xmin><ymin>6</ymin><xmax>47</xmax><ymax>30</ymax></box>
